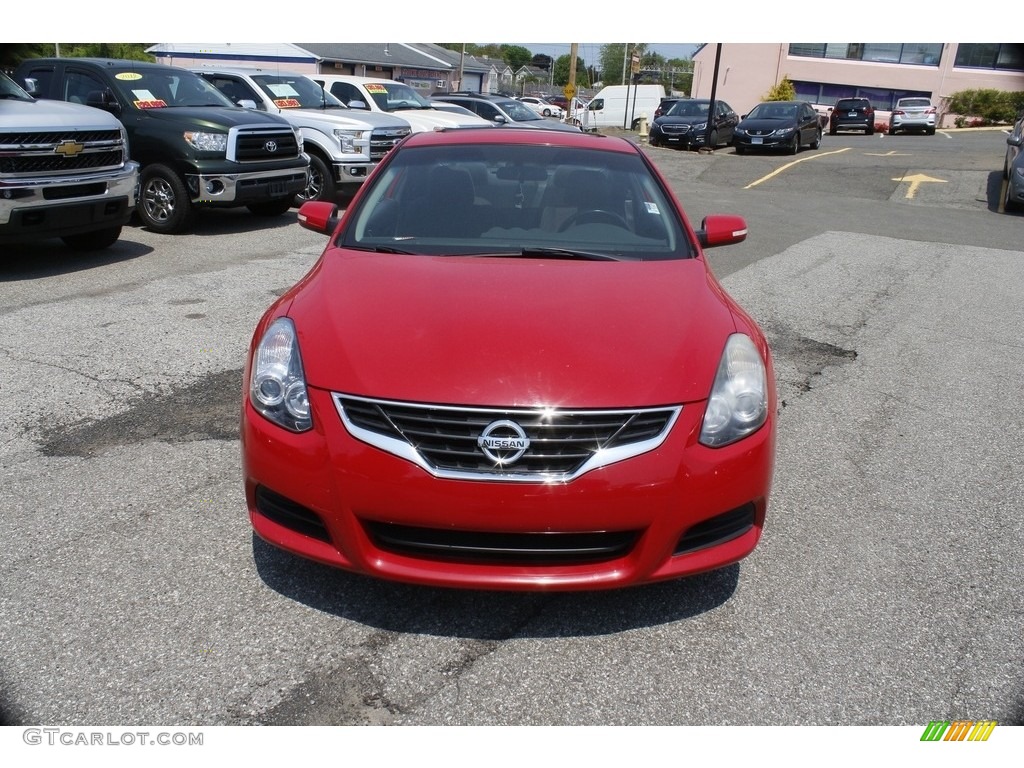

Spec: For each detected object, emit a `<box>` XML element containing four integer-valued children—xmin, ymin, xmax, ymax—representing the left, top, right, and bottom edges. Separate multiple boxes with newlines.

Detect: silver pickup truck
<box><xmin>0</xmin><ymin>70</ymin><xmax>138</xmax><ymax>251</ymax></box>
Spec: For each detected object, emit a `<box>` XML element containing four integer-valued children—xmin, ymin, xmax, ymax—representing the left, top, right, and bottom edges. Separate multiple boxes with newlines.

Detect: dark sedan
<box><xmin>733</xmin><ymin>100</ymin><xmax>823</xmax><ymax>155</ymax></box>
<box><xmin>649</xmin><ymin>99</ymin><xmax>738</xmax><ymax>150</ymax></box>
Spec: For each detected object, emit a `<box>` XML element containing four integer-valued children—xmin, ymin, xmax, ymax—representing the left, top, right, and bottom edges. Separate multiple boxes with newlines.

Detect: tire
<box><xmin>866</xmin><ymin>125</ymin><xmax>875</xmax><ymax>135</ymax></box>
<box><xmin>139</xmin><ymin>164</ymin><xmax>195</xmax><ymax>234</ymax></box>
<box><xmin>829</xmin><ymin>126</ymin><xmax>837</xmax><ymax>136</ymax></box>
<box><xmin>708</xmin><ymin>129</ymin><xmax>719</xmax><ymax>148</ymax></box>
<box><xmin>542</xmin><ymin>108</ymin><xmax>551</xmax><ymax>117</ymax></box>
<box><xmin>789</xmin><ymin>133</ymin><xmax>800</xmax><ymax>155</ymax></box>
<box><xmin>1006</xmin><ymin>180</ymin><xmax>1021</xmax><ymax>212</ymax></box>
<box><xmin>927</xmin><ymin>127</ymin><xmax>936</xmax><ymax>135</ymax></box>
<box><xmin>810</xmin><ymin>129</ymin><xmax>821</xmax><ymax>150</ymax></box>
<box><xmin>247</xmin><ymin>198</ymin><xmax>294</xmax><ymax>217</ymax></box>
<box><xmin>294</xmin><ymin>153</ymin><xmax>335</xmax><ymax>205</ymax></box>
<box><xmin>735</xmin><ymin>145</ymin><xmax>746</xmax><ymax>155</ymax></box>
<box><xmin>889</xmin><ymin>124</ymin><xmax>898</xmax><ymax>135</ymax></box>
<box><xmin>61</xmin><ymin>225</ymin><xmax>122</xmax><ymax>251</ymax></box>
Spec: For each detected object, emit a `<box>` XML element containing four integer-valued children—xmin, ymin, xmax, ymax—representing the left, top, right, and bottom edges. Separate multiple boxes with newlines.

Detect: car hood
<box><xmin>392</xmin><ymin>108</ymin><xmax>489</xmax><ymax>130</ymax></box>
<box><xmin>288</xmin><ymin>250</ymin><xmax>738</xmax><ymax>407</ymax></box>
<box><xmin>129</xmin><ymin>105</ymin><xmax>290</xmax><ymax>130</ymax></box>
<box><xmin>738</xmin><ymin>118</ymin><xmax>795</xmax><ymax>131</ymax></box>
<box><xmin>654</xmin><ymin>116</ymin><xmax>707</xmax><ymax>127</ymax></box>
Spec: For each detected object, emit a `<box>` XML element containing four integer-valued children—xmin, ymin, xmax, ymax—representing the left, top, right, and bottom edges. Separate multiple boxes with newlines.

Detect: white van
<box><xmin>311</xmin><ymin>74</ymin><xmax>490</xmax><ymax>133</ymax></box>
<box><xmin>586</xmin><ymin>84</ymin><xmax>666</xmax><ymax>130</ymax></box>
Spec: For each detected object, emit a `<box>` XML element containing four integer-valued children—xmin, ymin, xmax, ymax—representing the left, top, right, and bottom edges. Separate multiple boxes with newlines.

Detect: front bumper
<box><xmin>186</xmin><ymin>160</ymin><xmax>309</xmax><ymax>206</ymax></box>
<box><xmin>733</xmin><ymin>132</ymin><xmax>794</xmax><ymax>151</ymax></box>
<box><xmin>332</xmin><ymin>160</ymin><xmax>376</xmax><ymax>187</ymax></box>
<box><xmin>242</xmin><ymin>386</ymin><xmax>776</xmax><ymax>591</ymax></box>
<box><xmin>0</xmin><ymin>161</ymin><xmax>139</xmax><ymax>239</ymax></box>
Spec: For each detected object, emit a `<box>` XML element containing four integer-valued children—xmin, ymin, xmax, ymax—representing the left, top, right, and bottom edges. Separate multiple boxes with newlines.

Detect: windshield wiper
<box><xmin>518</xmin><ymin>247</ymin><xmax>622</xmax><ymax>262</ymax></box>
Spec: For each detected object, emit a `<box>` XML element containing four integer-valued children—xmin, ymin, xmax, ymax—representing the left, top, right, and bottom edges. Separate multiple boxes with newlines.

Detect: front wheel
<box><xmin>139</xmin><ymin>164</ymin><xmax>195</xmax><ymax>234</ymax></box>
<box><xmin>294</xmin><ymin>154</ymin><xmax>335</xmax><ymax>205</ymax></box>
<box><xmin>247</xmin><ymin>198</ymin><xmax>293</xmax><ymax>217</ymax></box>
<box><xmin>62</xmin><ymin>226</ymin><xmax>122</xmax><ymax>251</ymax></box>
<box><xmin>789</xmin><ymin>133</ymin><xmax>800</xmax><ymax>155</ymax></box>
<box><xmin>810</xmin><ymin>129</ymin><xmax>822</xmax><ymax>149</ymax></box>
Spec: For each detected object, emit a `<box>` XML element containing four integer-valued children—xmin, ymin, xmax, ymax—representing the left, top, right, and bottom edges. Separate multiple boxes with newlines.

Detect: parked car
<box><xmin>828</xmin><ymin>97</ymin><xmax>875</xmax><ymax>135</ymax></box>
<box><xmin>194</xmin><ymin>66</ymin><xmax>411</xmax><ymax>204</ymax></box>
<box><xmin>0</xmin><ymin>70</ymin><xmax>138</xmax><ymax>251</ymax></box>
<box><xmin>434</xmin><ymin>93</ymin><xmax>582</xmax><ymax>132</ymax></box>
<box><xmin>430</xmin><ymin>100</ymin><xmax>479</xmax><ymax>118</ymax></box>
<box><xmin>516</xmin><ymin>95</ymin><xmax>564</xmax><ymax>119</ymax></box>
<box><xmin>889</xmin><ymin>97</ymin><xmax>937</xmax><ymax>135</ymax></box>
<box><xmin>648</xmin><ymin>98</ymin><xmax>739</xmax><ymax>150</ymax></box>
<box><xmin>1004</xmin><ymin>111</ymin><xmax>1024</xmax><ymax>212</ymax></box>
<box><xmin>242</xmin><ymin>128</ymin><xmax>776</xmax><ymax>591</ymax></box>
<box><xmin>733</xmin><ymin>100</ymin><xmax>823</xmax><ymax>155</ymax></box>
<box><xmin>312</xmin><ymin>75</ymin><xmax>490</xmax><ymax>133</ymax></box>
<box><xmin>547</xmin><ymin>94</ymin><xmax>569</xmax><ymax>110</ymax></box>
<box><xmin>14</xmin><ymin>58</ymin><xmax>309</xmax><ymax>234</ymax></box>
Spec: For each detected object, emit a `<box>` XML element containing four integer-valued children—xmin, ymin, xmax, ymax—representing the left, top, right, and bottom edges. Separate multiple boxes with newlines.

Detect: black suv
<box><xmin>14</xmin><ymin>58</ymin><xmax>310</xmax><ymax>233</ymax></box>
<box><xmin>829</xmin><ymin>98</ymin><xmax>875</xmax><ymax>135</ymax></box>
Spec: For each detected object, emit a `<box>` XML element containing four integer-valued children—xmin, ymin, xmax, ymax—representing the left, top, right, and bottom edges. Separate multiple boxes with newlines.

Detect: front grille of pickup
<box><xmin>335</xmin><ymin>395</ymin><xmax>680</xmax><ymax>482</ymax></box>
<box><xmin>365</xmin><ymin>522</ymin><xmax>640</xmax><ymax>565</ymax></box>
<box><xmin>369</xmin><ymin>128</ymin><xmax>410</xmax><ymax>161</ymax></box>
<box><xmin>0</xmin><ymin>130</ymin><xmax>126</xmax><ymax>175</ymax></box>
<box><xmin>233</xmin><ymin>127</ymin><xmax>300</xmax><ymax>161</ymax></box>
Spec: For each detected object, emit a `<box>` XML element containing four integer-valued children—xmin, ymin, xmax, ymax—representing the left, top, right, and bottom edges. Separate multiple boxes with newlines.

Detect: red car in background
<box><xmin>242</xmin><ymin>127</ymin><xmax>776</xmax><ymax>591</ymax></box>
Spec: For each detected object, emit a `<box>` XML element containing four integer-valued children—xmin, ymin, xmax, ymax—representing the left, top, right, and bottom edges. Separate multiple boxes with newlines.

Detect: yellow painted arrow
<box><xmin>893</xmin><ymin>173</ymin><xmax>947</xmax><ymax>199</ymax></box>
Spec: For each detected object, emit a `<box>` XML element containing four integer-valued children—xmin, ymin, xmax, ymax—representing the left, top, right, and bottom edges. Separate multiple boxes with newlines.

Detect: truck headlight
<box><xmin>333</xmin><ymin>129</ymin><xmax>366</xmax><ymax>154</ymax></box>
<box><xmin>183</xmin><ymin>131</ymin><xmax>227</xmax><ymax>153</ymax></box>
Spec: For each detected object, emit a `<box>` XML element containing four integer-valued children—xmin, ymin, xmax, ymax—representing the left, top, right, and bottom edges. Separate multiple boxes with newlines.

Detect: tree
<box><xmin>598</xmin><ymin>43</ymin><xmax>648</xmax><ymax>86</ymax></box>
<box><xmin>763</xmin><ymin>75</ymin><xmax>796</xmax><ymax>101</ymax></box>
<box><xmin>500</xmin><ymin>45</ymin><xmax>532</xmax><ymax>71</ymax></box>
<box><xmin>553</xmin><ymin>54</ymin><xmax>589</xmax><ymax>88</ymax></box>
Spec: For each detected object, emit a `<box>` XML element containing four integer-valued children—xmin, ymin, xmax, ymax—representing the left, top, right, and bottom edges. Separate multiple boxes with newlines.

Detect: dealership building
<box><xmin>691</xmin><ymin>44</ymin><xmax>1024</xmax><ymax>124</ymax></box>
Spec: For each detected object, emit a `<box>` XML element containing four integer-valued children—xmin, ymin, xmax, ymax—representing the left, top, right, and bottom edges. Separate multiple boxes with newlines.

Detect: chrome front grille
<box><xmin>369</xmin><ymin>127</ymin><xmax>410</xmax><ymax>161</ymax></box>
<box><xmin>334</xmin><ymin>395</ymin><xmax>680</xmax><ymax>482</ymax></box>
<box><xmin>0</xmin><ymin>130</ymin><xmax>126</xmax><ymax>175</ymax></box>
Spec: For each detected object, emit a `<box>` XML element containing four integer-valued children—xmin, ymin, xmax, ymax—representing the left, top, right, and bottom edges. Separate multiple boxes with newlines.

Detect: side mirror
<box><xmin>86</xmin><ymin>89</ymin><xmax>120</xmax><ymax>115</ymax></box>
<box><xmin>23</xmin><ymin>77</ymin><xmax>40</xmax><ymax>96</ymax></box>
<box><xmin>1008</xmin><ymin>134</ymin><xmax>1023</xmax><ymax>148</ymax></box>
<box><xmin>348</xmin><ymin>99</ymin><xmax>369</xmax><ymax>110</ymax></box>
<box><xmin>297</xmin><ymin>201</ymin><xmax>340</xmax><ymax>235</ymax></box>
<box><xmin>237</xmin><ymin>99</ymin><xmax>258</xmax><ymax>110</ymax></box>
<box><xmin>696</xmin><ymin>214</ymin><xmax>747</xmax><ymax>249</ymax></box>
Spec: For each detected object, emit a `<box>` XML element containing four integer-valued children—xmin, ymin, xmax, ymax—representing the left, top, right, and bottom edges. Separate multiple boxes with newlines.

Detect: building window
<box><xmin>793</xmin><ymin>81</ymin><xmax>931</xmax><ymax>112</ymax></box>
<box><xmin>954</xmin><ymin>44</ymin><xmax>1024</xmax><ymax>71</ymax></box>
<box><xmin>789</xmin><ymin>44</ymin><xmax>942</xmax><ymax>67</ymax></box>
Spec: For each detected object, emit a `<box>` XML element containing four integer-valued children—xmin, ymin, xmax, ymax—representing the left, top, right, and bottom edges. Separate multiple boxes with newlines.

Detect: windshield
<box><xmin>899</xmin><ymin>98</ymin><xmax>931</xmax><ymax>108</ymax></box>
<box><xmin>747</xmin><ymin>102</ymin><xmax>797</xmax><ymax>120</ymax></box>
<box><xmin>252</xmin><ymin>74</ymin><xmax>346</xmax><ymax>109</ymax></box>
<box><xmin>667</xmin><ymin>101</ymin><xmax>709</xmax><ymax>118</ymax></box>
<box><xmin>341</xmin><ymin>142</ymin><xmax>690</xmax><ymax>261</ymax></box>
<box><xmin>495</xmin><ymin>100</ymin><xmax>544</xmax><ymax>122</ymax></box>
<box><xmin>110</xmin><ymin>67</ymin><xmax>234</xmax><ymax>109</ymax></box>
<box><xmin>0</xmin><ymin>71</ymin><xmax>32</xmax><ymax>101</ymax></box>
<box><xmin>363</xmin><ymin>81</ymin><xmax>433</xmax><ymax>111</ymax></box>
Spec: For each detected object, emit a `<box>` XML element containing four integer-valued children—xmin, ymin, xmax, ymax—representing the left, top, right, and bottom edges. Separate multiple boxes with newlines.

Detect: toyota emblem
<box><xmin>264</xmin><ymin>140</ymin><xmax>278</xmax><ymax>153</ymax></box>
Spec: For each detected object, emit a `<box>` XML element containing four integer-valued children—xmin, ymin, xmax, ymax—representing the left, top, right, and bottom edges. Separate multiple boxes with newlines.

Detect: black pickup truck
<box><xmin>14</xmin><ymin>58</ymin><xmax>309</xmax><ymax>234</ymax></box>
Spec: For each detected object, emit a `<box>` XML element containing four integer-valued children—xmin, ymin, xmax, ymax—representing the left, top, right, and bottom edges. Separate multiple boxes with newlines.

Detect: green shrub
<box><xmin>945</xmin><ymin>88</ymin><xmax>1024</xmax><ymax>124</ymax></box>
<box><xmin>762</xmin><ymin>76</ymin><xmax>796</xmax><ymax>102</ymax></box>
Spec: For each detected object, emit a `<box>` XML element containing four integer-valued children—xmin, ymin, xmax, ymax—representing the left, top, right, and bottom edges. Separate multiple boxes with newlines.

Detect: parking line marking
<box><xmin>743</xmin><ymin>147</ymin><xmax>851</xmax><ymax>189</ymax></box>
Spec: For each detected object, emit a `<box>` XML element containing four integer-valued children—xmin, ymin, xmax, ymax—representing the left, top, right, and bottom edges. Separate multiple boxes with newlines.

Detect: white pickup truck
<box><xmin>311</xmin><ymin>74</ymin><xmax>491</xmax><ymax>133</ymax></box>
<box><xmin>194</xmin><ymin>67</ymin><xmax>412</xmax><ymax>203</ymax></box>
<box><xmin>0</xmin><ymin>70</ymin><xmax>138</xmax><ymax>251</ymax></box>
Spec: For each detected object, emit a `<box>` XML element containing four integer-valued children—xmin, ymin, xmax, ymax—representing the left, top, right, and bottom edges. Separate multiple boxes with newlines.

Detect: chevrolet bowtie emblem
<box><xmin>54</xmin><ymin>140</ymin><xmax>85</xmax><ymax>157</ymax></box>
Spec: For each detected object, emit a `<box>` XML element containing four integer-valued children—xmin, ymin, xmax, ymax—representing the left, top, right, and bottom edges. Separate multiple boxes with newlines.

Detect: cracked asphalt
<box><xmin>0</xmin><ymin>130</ymin><xmax>1022</xmax><ymax>731</ymax></box>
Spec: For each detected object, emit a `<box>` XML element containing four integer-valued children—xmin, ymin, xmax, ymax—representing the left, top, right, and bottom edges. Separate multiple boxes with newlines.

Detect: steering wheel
<box><xmin>558</xmin><ymin>209</ymin><xmax>630</xmax><ymax>232</ymax></box>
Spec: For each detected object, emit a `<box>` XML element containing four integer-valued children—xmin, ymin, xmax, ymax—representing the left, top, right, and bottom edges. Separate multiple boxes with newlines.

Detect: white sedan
<box><xmin>517</xmin><ymin>96</ymin><xmax>564</xmax><ymax>119</ymax></box>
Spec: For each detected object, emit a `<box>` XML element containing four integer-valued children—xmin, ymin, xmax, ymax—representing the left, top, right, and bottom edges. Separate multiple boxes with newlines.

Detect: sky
<box><xmin>516</xmin><ymin>43</ymin><xmax>699</xmax><ymax>65</ymax></box>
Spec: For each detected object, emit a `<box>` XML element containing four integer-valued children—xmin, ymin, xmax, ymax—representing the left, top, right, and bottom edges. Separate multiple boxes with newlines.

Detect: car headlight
<box><xmin>183</xmin><ymin>131</ymin><xmax>228</xmax><ymax>153</ymax></box>
<box><xmin>699</xmin><ymin>334</ymin><xmax>768</xmax><ymax>448</ymax></box>
<box><xmin>734</xmin><ymin>127</ymin><xmax>746</xmax><ymax>135</ymax></box>
<box><xmin>333</xmin><ymin>128</ymin><xmax>366</xmax><ymax>154</ymax></box>
<box><xmin>772</xmin><ymin>128</ymin><xmax>794</xmax><ymax>137</ymax></box>
<box><xmin>250</xmin><ymin>317</ymin><xmax>312</xmax><ymax>432</ymax></box>
<box><xmin>694</xmin><ymin>122</ymin><xmax>707</xmax><ymax>131</ymax></box>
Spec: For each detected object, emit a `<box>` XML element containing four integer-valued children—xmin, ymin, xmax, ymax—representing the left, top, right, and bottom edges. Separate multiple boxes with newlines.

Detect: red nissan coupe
<box><xmin>242</xmin><ymin>127</ymin><xmax>776</xmax><ymax>591</ymax></box>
